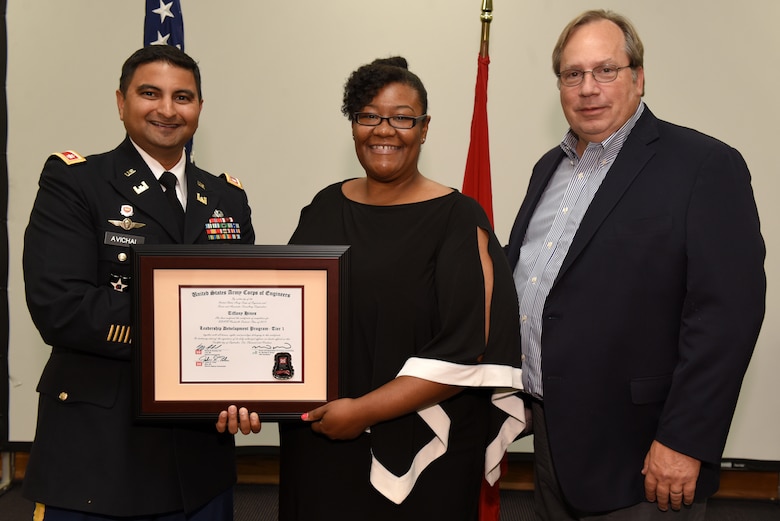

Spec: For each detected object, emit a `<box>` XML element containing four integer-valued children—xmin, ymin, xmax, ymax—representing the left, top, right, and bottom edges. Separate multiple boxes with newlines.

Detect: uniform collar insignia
<box><xmin>133</xmin><ymin>181</ymin><xmax>150</xmax><ymax>194</ymax></box>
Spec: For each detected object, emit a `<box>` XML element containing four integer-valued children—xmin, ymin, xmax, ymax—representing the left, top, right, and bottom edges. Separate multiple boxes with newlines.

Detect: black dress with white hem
<box><xmin>280</xmin><ymin>182</ymin><xmax>524</xmax><ymax>521</ymax></box>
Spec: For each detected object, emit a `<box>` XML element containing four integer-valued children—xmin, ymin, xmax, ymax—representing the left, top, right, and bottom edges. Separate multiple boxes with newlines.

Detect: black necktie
<box><xmin>159</xmin><ymin>171</ymin><xmax>185</xmax><ymax>237</ymax></box>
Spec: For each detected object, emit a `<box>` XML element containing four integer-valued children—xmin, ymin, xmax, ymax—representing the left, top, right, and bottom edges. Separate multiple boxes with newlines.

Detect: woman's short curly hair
<box><xmin>341</xmin><ymin>56</ymin><xmax>428</xmax><ymax>121</ymax></box>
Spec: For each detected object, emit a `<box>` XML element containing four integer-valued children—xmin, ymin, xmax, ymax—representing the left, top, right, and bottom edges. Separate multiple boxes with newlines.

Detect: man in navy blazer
<box><xmin>506</xmin><ymin>10</ymin><xmax>765</xmax><ymax>520</ymax></box>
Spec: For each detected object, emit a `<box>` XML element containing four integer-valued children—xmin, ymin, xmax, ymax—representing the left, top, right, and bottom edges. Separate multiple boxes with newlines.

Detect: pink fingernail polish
<box><xmin>301</xmin><ymin>412</ymin><xmax>308</xmax><ymax>420</ymax></box>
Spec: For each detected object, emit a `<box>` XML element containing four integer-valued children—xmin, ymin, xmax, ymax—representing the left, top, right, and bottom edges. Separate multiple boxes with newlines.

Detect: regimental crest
<box><xmin>272</xmin><ymin>352</ymin><xmax>294</xmax><ymax>380</ymax></box>
<box><xmin>109</xmin><ymin>274</ymin><xmax>131</xmax><ymax>293</ymax></box>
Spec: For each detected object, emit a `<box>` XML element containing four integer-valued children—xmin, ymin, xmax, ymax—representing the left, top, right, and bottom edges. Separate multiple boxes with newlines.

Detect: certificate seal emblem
<box><xmin>272</xmin><ymin>352</ymin><xmax>294</xmax><ymax>380</ymax></box>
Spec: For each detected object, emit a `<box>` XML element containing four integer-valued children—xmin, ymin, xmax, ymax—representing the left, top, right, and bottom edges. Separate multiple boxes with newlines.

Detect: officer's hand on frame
<box><xmin>216</xmin><ymin>405</ymin><xmax>262</xmax><ymax>435</ymax></box>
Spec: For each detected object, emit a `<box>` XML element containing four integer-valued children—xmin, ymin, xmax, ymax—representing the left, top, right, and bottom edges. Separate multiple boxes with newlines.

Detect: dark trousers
<box><xmin>33</xmin><ymin>487</ymin><xmax>234</xmax><ymax>521</ymax></box>
<box><xmin>531</xmin><ymin>401</ymin><xmax>706</xmax><ymax>521</ymax></box>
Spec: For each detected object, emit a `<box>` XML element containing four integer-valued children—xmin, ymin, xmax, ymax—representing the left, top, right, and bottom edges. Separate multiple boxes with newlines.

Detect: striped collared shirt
<box><xmin>514</xmin><ymin>102</ymin><xmax>645</xmax><ymax>399</ymax></box>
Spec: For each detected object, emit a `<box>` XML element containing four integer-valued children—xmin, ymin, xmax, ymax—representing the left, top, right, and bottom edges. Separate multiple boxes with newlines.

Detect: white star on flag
<box><xmin>152</xmin><ymin>0</ymin><xmax>175</xmax><ymax>24</ymax></box>
<box><xmin>150</xmin><ymin>31</ymin><xmax>171</xmax><ymax>46</ymax></box>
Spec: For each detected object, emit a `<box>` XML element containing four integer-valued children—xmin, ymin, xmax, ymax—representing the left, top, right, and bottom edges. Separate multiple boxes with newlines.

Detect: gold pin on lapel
<box><xmin>197</xmin><ymin>180</ymin><xmax>206</xmax><ymax>189</ymax></box>
<box><xmin>197</xmin><ymin>193</ymin><xmax>208</xmax><ymax>205</ymax></box>
<box><xmin>124</xmin><ymin>168</ymin><xmax>137</xmax><ymax>177</ymax></box>
<box><xmin>133</xmin><ymin>181</ymin><xmax>150</xmax><ymax>194</ymax></box>
<box><xmin>108</xmin><ymin>218</ymin><xmax>146</xmax><ymax>230</ymax></box>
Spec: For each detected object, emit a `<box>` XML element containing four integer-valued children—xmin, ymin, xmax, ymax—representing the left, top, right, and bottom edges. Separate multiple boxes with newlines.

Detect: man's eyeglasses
<box><xmin>353</xmin><ymin>112</ymin><xmax>428</xmax><ymax>129</ymax></box>
<box><xmin>557</xmin><ymin>65</ymin><xmax>632</xmax><ymax>87</ymax></box>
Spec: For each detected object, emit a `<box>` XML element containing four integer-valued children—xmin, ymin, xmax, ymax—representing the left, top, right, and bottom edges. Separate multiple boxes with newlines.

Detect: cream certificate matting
<box><xmin>151</xmin><ymin>268</ymin><xmax>328</xmax><ymax>403</ymax></box>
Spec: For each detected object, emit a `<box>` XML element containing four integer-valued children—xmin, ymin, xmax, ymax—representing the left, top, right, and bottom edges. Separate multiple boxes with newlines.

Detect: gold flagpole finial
<box><xmin>480</xmin><ymin>0</ymin><xmax>493</xmax><ymax>58</ymax></box>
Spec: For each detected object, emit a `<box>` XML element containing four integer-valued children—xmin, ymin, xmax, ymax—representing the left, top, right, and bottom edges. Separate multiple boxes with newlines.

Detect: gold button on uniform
<box><xmin>58</xmin><ymin>391</ymin><xmax>68</xmax><ymax>401</ymax></box>
<box><xmin>117</xmin><ymin>252</ymin><xmax>127</xmax><ymax>262</ymax></box>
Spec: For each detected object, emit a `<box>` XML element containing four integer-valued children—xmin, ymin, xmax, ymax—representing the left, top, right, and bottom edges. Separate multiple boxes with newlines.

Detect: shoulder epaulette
<box><xmin>51</xmin><ymin>150</ymin><xmax>86</xmax><ymax>165</ymax></box>
<box><xmin>221</xmin><ymin>173</ymin><xmax>244</xmax><ymax>190</ymax></box>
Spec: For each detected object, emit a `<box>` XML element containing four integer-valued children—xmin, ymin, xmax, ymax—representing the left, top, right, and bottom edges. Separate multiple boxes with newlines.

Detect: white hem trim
<box><xmin>367</xmin><ymin>357</ymin><xmax>526</xmax><ymax>502</ymax></box>
<box><xmin>369</xmin><ymin>404</ymin><xmax>450</xmax><ymax>504</ymax></box>
<box><xmin>485</xmin><ymin>391</ymin><xmax>528</xmax><ymax>484</ymax></box>
<box><xmin>398</xmin><ymin>357</ymin><xmax>523</xmax><ymax>389</ymax></box>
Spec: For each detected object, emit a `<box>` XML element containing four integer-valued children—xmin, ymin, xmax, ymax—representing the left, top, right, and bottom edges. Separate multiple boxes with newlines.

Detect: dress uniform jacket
<box><xmin>22</xmin><ymin>137</ymin><xmax>255</xmax><ymax>516</ymax></box>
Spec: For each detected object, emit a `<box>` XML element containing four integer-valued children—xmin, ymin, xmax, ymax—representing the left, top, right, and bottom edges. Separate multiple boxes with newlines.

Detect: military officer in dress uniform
<box><xmin>22</xmin><ymin>45</ymin><xmax>256</xmax><ymax>520</ymax></box>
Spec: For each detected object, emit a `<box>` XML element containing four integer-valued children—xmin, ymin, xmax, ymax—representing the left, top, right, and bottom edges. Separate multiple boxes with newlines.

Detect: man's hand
<box><xmin>216</xmin><ymin>405</ymin><xmax>262</xmax><ymax>435</ymax></box>
<box><xmin>642</xmin><ymin>440</ymin><xmax>701</xmax><ymax>511</ymax></box>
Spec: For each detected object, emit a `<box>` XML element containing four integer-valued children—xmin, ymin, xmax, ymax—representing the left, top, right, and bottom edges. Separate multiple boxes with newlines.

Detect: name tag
<box><xmin>104</xmin><ymin>231</ymin><xmax>146</xmax><ymax>247</ymax></box>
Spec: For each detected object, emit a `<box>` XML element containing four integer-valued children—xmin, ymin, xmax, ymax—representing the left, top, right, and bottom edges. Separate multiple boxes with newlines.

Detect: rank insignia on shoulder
<box><xmin>52</xmin><ymin>150</ymin><xmax>86</xmax><ymax>165</ymax></box>
<box><xmin>221</xmin><ymin>173</ymin><xmax>244</xmax><ymax>190</ymax></box>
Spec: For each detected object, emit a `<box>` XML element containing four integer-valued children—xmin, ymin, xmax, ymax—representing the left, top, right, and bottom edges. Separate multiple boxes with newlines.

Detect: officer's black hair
<box><xmin>118</xmin><ymin>45</ymin><xmax>202</xmax><ymax>99</ymax></box>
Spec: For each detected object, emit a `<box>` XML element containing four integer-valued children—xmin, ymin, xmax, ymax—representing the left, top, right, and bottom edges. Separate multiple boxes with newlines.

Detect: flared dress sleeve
<box><xmin>381</xmin><ymin>195</ymin><xmax>527</xmax><ymax>500</ymax></box>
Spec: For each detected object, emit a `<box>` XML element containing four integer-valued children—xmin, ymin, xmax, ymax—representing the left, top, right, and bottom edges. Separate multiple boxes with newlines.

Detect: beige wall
<box><xmin>7</xmin><ymin>1</ymin><xmax>779</xmax><ymax>458</ymax></box>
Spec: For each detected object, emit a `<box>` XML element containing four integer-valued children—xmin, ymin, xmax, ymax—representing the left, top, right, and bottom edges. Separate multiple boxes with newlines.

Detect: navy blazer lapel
<box><xmin>108</xmin><ymin>138</ymin><xmax>185</xmax><ymax>242</ymax></box>
<box><xmin>554</xmin><ymin>110</ymin><xmax>660</xmax><ymax>285</ymax></box>
<box><xmin>507</xmin><ymin>149</ymin><xmax>565</xmax><ymax>269</ymax></box>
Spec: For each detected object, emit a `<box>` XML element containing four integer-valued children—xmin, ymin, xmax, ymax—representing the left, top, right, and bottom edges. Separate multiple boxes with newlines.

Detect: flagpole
<box><xmin>463</xmin><ymin>0</ymin><xmax>495</xmax><ymax>225</ymax></box>
<box><xmin>473</xmin><ymin>5</ymin><xmax>500</xmax><ymax>519</ymax></box>
<box><xmin>479</xmin><ymin>0</ymin><xmax>493</xmax><ymax>58</ymax></box>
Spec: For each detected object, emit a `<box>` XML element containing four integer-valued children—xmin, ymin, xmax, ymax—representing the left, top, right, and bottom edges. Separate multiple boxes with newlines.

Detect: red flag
<box><xmin>463</xmin><ymin>53</ymin><xmax>505</xmax><ymax>521</ymax></box>
<box><xmin>479</xmin><ymin>457</ymin><xmax>507</xmax><ymax>521</ymax></box>
<box><xmin>462</xmin><ymin>55</ymin><xmax>494</xmax><ymax>226</ymax></box>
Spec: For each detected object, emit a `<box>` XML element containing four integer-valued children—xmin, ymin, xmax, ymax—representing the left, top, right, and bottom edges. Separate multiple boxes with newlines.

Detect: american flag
<box><xmin>143</xmin><ymin>0</ymin><xmax>193</xmax><ymax>161</ymax></box>
<box><xmin>144</xmin><ymin>0</ymin><xmax>185</xmax><ymax>50</ymax></box>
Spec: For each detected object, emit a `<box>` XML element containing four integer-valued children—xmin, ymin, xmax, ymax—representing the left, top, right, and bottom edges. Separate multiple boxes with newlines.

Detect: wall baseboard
<box><xmin>4</xmin><ymin>451</ymin><xmax>779</xmax><ymax>501</ymax></box>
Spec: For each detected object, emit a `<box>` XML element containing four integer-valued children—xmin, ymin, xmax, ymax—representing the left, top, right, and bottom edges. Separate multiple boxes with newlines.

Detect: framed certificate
<box><xmin>131</xmin><ymin>244</ymin><xmax>349</xmax><ymax>421</ymax></box>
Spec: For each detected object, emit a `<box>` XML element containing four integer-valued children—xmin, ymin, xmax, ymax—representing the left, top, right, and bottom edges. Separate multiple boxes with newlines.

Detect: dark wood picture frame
<box><xmin>131</xmin><ymin>244</ymin><xmax>349</xmax><ymax>422</ymax></box>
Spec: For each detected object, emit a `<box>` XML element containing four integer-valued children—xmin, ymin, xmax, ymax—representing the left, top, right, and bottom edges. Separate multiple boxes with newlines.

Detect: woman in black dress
<box><xmin>221</xmin><ymin>56</ymin><xmax>526</xmax><ymax>521</ymax></box>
